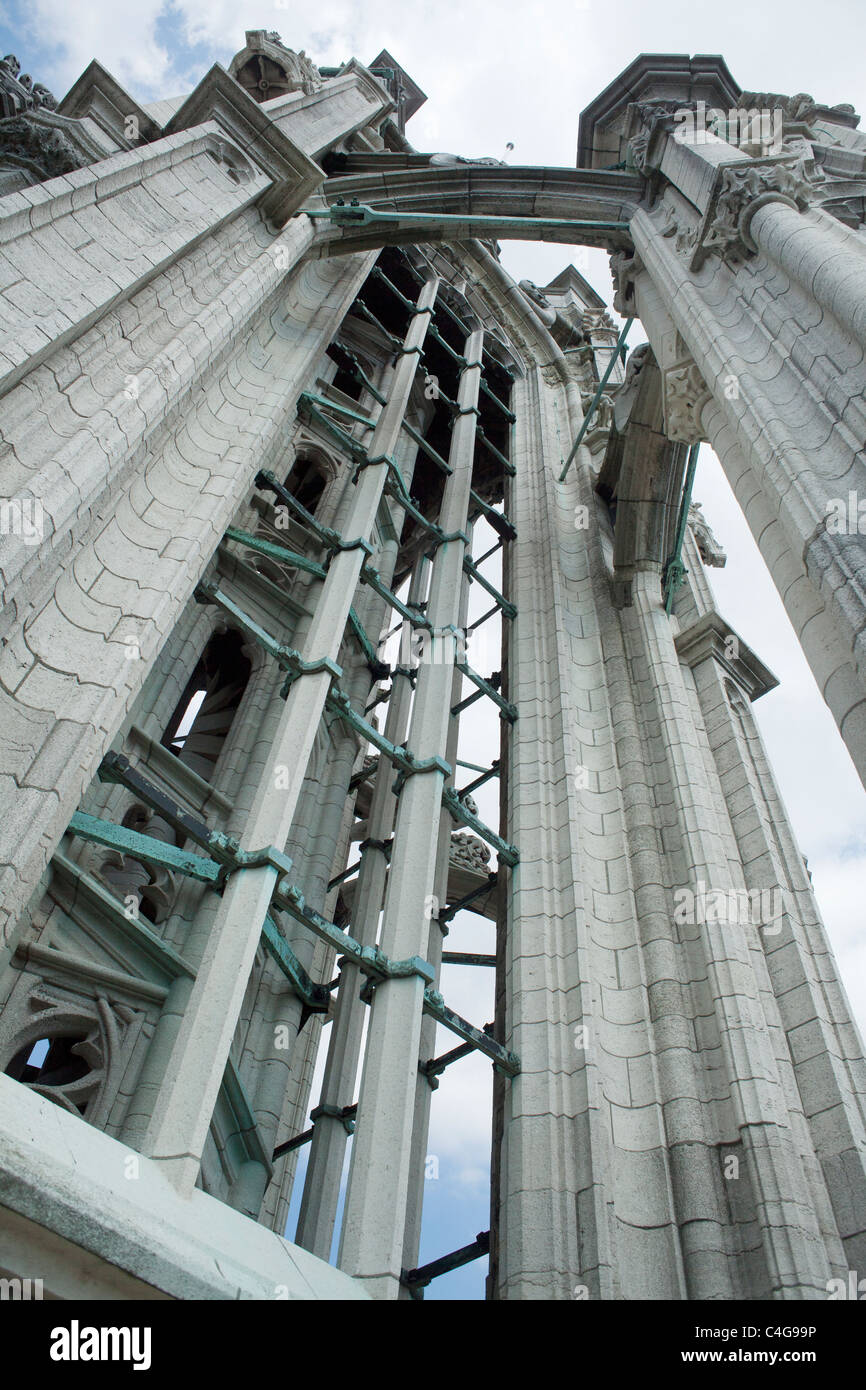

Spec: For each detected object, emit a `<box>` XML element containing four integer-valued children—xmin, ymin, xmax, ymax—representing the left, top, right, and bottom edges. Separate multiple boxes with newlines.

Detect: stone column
<box><xmin>295</xmin><ymin>558</ymin><xmax>428</xmax><ymax>1259</ymax></box>
<box><xmin>140</xmin><ymin>276</ymin><xmax>439</xmax><ymax>1194</ymax></box>
<box><xmin>338</xmin><ymin>330</ymin><xmax>484</xmax><ymax>1296</ymax></box>
<box><xmin>401</xmin><ymin>555</ymin><xmax>475</xmax><ymax>1278</ymax></box>
<box><xmin>630</xmin><ymin>159</ymin><xmax>866</xmax><ymax>785</ymax></box>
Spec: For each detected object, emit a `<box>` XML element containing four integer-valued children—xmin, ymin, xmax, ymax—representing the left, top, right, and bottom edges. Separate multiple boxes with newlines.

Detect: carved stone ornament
<box><xmin>609</xmin><ymin>249</ymin><xmax>643</xmax><ymax>316</ymax></box>
<box><xmin>703</xmin><ymin>157</ymin><xmax>822</xmax><ymax>263</ymax></box>
<box><xmin>739</xmin><ymin>89</ymin><xmax>859</xmax><ymax>139</ymax></box>
<box><xmin>0</xmin><ymin>113</ymin><xmax>87</xmax><ymax>186</ymax></box>
<box><xmin>659</xmin><ymin>151</ymin><xmax>825</xmax><ymax>274</ymax></box>
<box><xmin>449</xmin><ymin>832</ymin><xmax>491</xmax><ymax>873</ymax></box>
<box><xmin>688</xmin><ymin>502</ymin><xmax>727</xmax><ymax>567</ymax></box>
<box><xmin>0</xmin><ymin>53</ymin><xmax>57</xmax><ymax>118</ymax></box>
<box><xmin>0</xmin><ymin>986</ymin><xmax>121</xmax><ymax>1126</ymax></box>
<box><xmin>230</xmin><ymin>31</ymin><xmax>324</xmax><ymax>104</ymax></box>
<box><xmin>662</xmin><ymin>361</ymin><xmax>712</xmax><ymax>444</ymax></box>
<box><xmin>624</xmin><ymin>99</ymin><xmax>688</xmax><ymax>173</ymax></box>
<box><xmin>428</xmin><ymin>152</ymin><xmax>507</xmax><ymax>168</ymax></box>
<box><xmin>581</xmin><ymin>308</ymin><xmax>614</xmax><ymax>338</ymax></box>
<box><xmin>517</xmin><ymin>278</ymin><xmax>556</xmax><ymax>328</ymax></box>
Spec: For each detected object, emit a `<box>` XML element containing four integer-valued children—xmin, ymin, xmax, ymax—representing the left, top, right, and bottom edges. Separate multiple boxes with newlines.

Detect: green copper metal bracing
<box><xmin>462</xmin><ymin>554</ymin><xmax>517</xmax><ymax>619</ymax></box>
<box><xmin>326</xmin><ymin>861</ymin><xmax>361</xmax><ymax>892</ymax></box>
<box><xmin>67</xmin><ymin>810</ymin><xmax>297</xmax><ymax>889</ymax></box>
<box><xmin>426</xmin><ymin>320</ymin><xmax>466</xmax><ymax>366</ymax></box>
<box><xmin>352</xmin><ymin>296</ymin><xmax>403</xmax><ymax>349</ymax></box>
<box><xmin>347</xmin><ymin>607</ymin><xmax>388</xmax><ymax>676</ymax></box>
<box><xmin>307</xmin><ymin>200</ymin><xmax>632</xmax><ymax>239</ymax></box>
<box><xmin>455</xmin><ymin>660</ymin><xmax>518</xmax><ymax>722</ymax></box>
<box><xmin>295</xmin><ymin>392</ymin><xmax>374</xmax><ymax>432</ymax></box>
<box><xmin>196</xmin><ymin>582</ymin><xmax>343</xmax><ymax>691</ymax></box>
<box><xmin>255</xmin><ymin>467</ymin><xmax>333</xmax><ymax>546</ymax></box>
<box><xmin>325</xmin><ymin>685</ymin><xmax>451</xmax><ymax>781</ymax></box>
<box><xmin>441</xmin><ymin>952</ymin><xmax>497</xmax><ymax>967</ymax></box>
<box><xmin>354</xmin><ymin>450</ymin><xmax>412</xmax><ymax>499</ymax></box>
<box><xmin>67</xmin><ymin>811</ymin><xmax>226</xmax><ymax>884</ymax></box>
<box><xmin>663</xmin><ymin>441</ymin><xmax>701</xmax><ymax>615</ymax></box>
<box><xmin>272</xmin><ymin>1103</ymin><xmax>357</xmax><ymax>1161</ymax></box>
<box><xmin>381</xmin><ymin>477</ymin><xmax>469</xmax><ymax>552</ymax></box>
<box><xmin>95</xmin><ymin>754</ymin><xmax>327</xmax><ymax>1008</ymax></box>
<box><xmin>273</xmin><ymin>881</ymin><xmax>436</xmax><ymax>992</ymax></box>
<box><xmin>401</xmin><ymin>418</ymin><xmax>452</xmax><ymax>475</ymax></box>
<box><xmin>422</xmin><ymin>991</ymin><xmax>518</xmax><ymax>1074</ymax></box>
<box><xmin>309</xmin><ymin>1101</ymin><xmax>357</xmax><ymax>1132</ymax></box>
<box><xmin>469</xmin><ymin>489</ymin><xmax>516</xmax><ymax>540</ymax></box>
<box><xmin>333</xmin><ymin>340</ymin><xmax>387</xmax><ymax>405</ymax></box>
<box><xmin>402</xmin><ymin>1231</ymin><xmax>491</xmax><ymax>1296</ymax></box>
<box><xmin>223</xmin><ymin>527</ymin><xmax>327</xmax><ymax>579</ymax></box>
<box><xmin>99</xmin><ymin>751</ymin><xmax>240</xmax><ymax>867</ymax></box>
<box><xmin>479</xmin><ymin>378</ymin><xmax>515</xmax><ymax>421</ymax></box>
<box><xmin>370</xmin><ymin>264</ymin><xmax>420</xmax><ymax>315</ymax></box>
<box><xmin>360</xmin><ymin>562</ymin><xmax>433</xmax><ymax>630</ymax></box>
<box><xmin>467</xmin><ymin>603</ymin><xmax>500</xmax><ymax>633</ymax></box>
<box><xmin>442</xmin><ymin>787</ymin><xmax>519</xmax><ymax>866</ymax></box>
<box><xmin>558</xmin><ymin>316</ymin><xmax>634</xmax><ymax>481</ymax></box>
<box><xmin>297</xmin><ymin>395</ymin><xmax>369</xmax><ymax>462</ymax></box>
<box><xmin>419</xmin><ymin>1038</ymin><xmax>476</xmax><ymax>1080</ymax></box>
<box><xmin>476</xmin><ymin>426</ymin><xmax>515</xmax><ymax>475</ymax></box>
<box><xmin>475</xmin><ymin>537</ymin><xmax>503</xmax><ymax>567</ymax></box>
<box><xmin>330</xmin><ymin>339</ymin><xmax>452</xmax><ymax>475</ymax></box>
<box><xmin>430</xmin><ymin>290</ymin><xmax>469</xmax><ymax>335</ymax></box>
<box><xmin>458</xmin><ymin>758</ymin><xmax>501</xmax><ymax>797</ymax></box>
<box><xmin>93</xmin><ymin>767</ymin><xmax>516</xmax><ymax>1084</ymax></box>
<box><xmin>262</xmin><ymin>916</ymin><xmax>331</xmax><ymax>1014</ymax></box>
<box><xmin>254</xmin><ymin>469</ymin><xmax>375</xmax><ymax>572</ymax></box>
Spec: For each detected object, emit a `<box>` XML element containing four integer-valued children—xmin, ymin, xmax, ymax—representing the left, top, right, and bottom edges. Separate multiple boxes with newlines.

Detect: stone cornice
<box><xmin>675</xmin><ymin>612</ymin><xmax>778</xmax><ymax>700</ymax></box>
<box><xmin>58</xmin><ymin>60</ymin><xmax>162</xmax><ymax>145</ymax></box>
<box><xmin>163</xmin><ymin>64</ymin><xmax>324</xmax><ymax>224</ymax></box>
<box><xmin>577</xmin><ymin>53</ymin><xmax>741</xmax><ymax>169</ymax></box>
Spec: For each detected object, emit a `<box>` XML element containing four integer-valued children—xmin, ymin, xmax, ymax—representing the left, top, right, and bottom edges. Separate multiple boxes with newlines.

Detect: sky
<box><xmin>3</xmin><ymin>0</ymin><xmax>864</xmax><ymax>1300</ymax></box>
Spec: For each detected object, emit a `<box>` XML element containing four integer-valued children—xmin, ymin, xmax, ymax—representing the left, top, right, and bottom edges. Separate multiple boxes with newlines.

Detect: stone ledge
<box><xmin>675</xmin><ymin>611</ymin><xmax>778</xmax><ymax>700</ymax></box>
<box><xmin>0</xmin><ymin>1074</ymin><xmax>369</xmax><ymax>1300</ymax></box>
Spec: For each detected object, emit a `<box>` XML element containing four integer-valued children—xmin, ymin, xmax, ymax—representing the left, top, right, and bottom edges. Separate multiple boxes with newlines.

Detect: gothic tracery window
<box><xmin>161</xmin><ymin>628</ymin><xmax>252</xmax><ymax>783</ymax></box>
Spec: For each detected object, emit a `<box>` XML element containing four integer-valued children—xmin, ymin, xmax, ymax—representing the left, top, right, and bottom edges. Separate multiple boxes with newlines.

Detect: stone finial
<box><xmin>0</xmin><ymin>51</ymin><xmax>56</xmax><ymax>120</ymax></box>
<box><xmin>230</xmin><ymin>31</ymin><xmax>323</xmax><ymax>103</ymax></box>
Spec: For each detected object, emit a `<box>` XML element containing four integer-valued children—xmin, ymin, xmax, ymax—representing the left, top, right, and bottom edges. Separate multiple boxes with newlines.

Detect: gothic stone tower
<box><xmin>0</xmin><ymin>35</ymin><xmax>864</xmax><ymax>1301</ymax></box>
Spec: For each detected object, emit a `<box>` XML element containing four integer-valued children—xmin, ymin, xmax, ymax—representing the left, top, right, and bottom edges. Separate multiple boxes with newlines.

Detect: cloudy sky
<box><xmin>3</xmin><ymin>0</ymin><xmax>864</xmax><ymax>1298</ymax></box>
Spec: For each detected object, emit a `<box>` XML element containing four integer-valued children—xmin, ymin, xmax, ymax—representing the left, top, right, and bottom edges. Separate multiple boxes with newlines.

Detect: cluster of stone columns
<box><xmin>141</xmin><ymin>275</ymin><xmax>440</xmax><ymax>1192</ymax></box>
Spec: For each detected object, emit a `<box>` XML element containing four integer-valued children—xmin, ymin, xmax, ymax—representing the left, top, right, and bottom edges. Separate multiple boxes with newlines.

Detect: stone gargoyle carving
<box><xmin>688</xmin><ymin>501</ymin><xmax>727</xmax><ymax>567</ymax></box>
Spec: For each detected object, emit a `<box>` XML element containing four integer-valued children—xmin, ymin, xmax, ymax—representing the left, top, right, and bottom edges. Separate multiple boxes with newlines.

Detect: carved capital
<box><xmin>662</xmin><ymin>361</ymin><xmax>711</xmax><ymax>444</ymax></box>
<box><xmin>686</xmin><ymin>154</ymin><xmax>822</xmax><ymax>268</ymax></box>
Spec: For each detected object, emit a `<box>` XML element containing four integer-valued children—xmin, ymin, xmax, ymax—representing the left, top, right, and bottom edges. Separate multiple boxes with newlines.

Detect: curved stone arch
<box><xmin>285</xmin><ymin>431</ymin><xmax>341</xmax><ymax>488</ymax></box>
<box><xmin>306</xmin><ymin>164</ymin><xmax>641</xmax><ymax>259</ymax></box>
